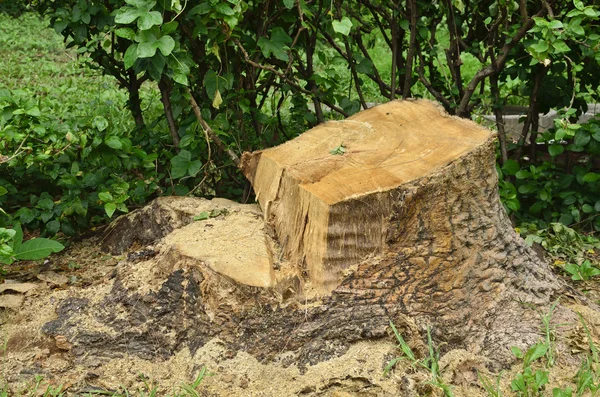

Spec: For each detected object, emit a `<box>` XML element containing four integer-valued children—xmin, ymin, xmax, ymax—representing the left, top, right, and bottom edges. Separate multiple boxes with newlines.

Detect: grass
<box><xmin>0</xmin><ymin>11</ymin><xmax>163</xmax><ymax>140</ymax></box>
<box><xmin>386</xmin><ymin>306</ymin><xmax>600</xmax><ymax>397</ymax></box>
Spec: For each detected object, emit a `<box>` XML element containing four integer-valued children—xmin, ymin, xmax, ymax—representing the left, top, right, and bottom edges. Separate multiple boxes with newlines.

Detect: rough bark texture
<box><xmin>44</xmin><ymin>100</ymin><xmax>584</xmax><ymax>376</ymax></box>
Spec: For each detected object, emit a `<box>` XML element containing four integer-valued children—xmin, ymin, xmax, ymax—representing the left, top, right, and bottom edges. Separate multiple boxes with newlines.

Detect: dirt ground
<box><xmin>2</xmin><ymin>220</ymin><xmax>600</xmax><ymax>396</ymax></box>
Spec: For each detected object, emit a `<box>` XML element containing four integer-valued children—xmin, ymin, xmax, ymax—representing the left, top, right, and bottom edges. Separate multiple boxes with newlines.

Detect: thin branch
<box><xmin>187</xmin><ymin>88</ymin><xmax>240</xmax><ymax>167</ymax></box>
<box><xmin>456</xmin><ymin>8</ymin><xmax>547</xmax><ymax>116</ymax></box>
<box><xmin>232</xmin><ymin>38</ymin><xmax>348</xmax><ymax>117</ymax></box>
<box><xmin>0</xmin><ymin>134</ymin><xmax>30</xmax><ymax>164</ymax></box>
<box><xmin>158</xmin><ymin>76</ymin><xmax>180</xmax><ymax>149</ymax></box>
<box><xmin>403</xmin><ymin>0</ymin><xmax>417</xmax><ymax>99</ymax></box>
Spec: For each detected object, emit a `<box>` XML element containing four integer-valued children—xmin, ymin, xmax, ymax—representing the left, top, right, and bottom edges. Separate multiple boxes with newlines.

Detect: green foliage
<box><xmin>0</xmin><ymin>0</ymin><xmax>597</xmax><ymax>249</ymax></box>
<box><xmin>0</xmin><ymin>222</ymin><xmax>64</xmax><ymax>268</ymax></box>
<box><xmin>503</xmin><ymin>116</ymin><xmax>600</xmax><ymax>232</ymax></box>
<box><xmin>564</xmin><ymin>260</ymin><xmax>600</xmax><ymax>281</ymax></box>
<box><xmin>521</xmin><ymin>223</ymin><xmax>599</xmax><ymax>263</ymax></box>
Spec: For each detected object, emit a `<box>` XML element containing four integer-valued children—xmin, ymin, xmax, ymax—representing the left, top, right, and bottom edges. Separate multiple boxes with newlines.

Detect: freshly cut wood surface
<box><xmin>242</xmin><ymin>100</ymin><xmax>492</xmax><ymax>293</ymax></box>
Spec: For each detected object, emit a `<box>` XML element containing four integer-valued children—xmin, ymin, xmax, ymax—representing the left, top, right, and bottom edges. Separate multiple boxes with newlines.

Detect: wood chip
<box><xmin>37</xmin><ymin>271</ymin><xmax>69</xmax><ymax>286</ymax></box>
<box><xmin>55</xmin><ymin>335</ymin><xmax>73</xmax><ymax>351</ymax></box>
<box><xmin>0</xmin><ymin>294</ymin><xmax>24</xmax><ymax>308</ymax></box>
<box><xmin>0</xmin><ymin>282</ymin><xmax>38</xmax><ymax>294</ymax></box>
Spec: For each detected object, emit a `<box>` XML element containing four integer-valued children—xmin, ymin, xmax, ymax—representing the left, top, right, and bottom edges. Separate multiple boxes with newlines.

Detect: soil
<box><xmin>1</xmin><ymin>199</ymin><xmax>600</xmax><ymax>396</ymax></box>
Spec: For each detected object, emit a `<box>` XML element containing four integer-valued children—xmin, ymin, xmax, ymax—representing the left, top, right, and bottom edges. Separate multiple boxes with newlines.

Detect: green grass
<box><xmin>0</xmin><ymin>12</ymin><xmax>162</xmax><ymax>136</ymax></box>
<box><xmin>387</xmin><ymin>310</ymin><xmax>600</xmax><ymax>397</ymax></box>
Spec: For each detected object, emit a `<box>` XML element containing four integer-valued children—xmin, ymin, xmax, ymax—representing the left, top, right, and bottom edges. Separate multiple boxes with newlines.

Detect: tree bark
<box><xmin>158</xmin><ymin>76</ymin><xmax>180</xmax><ymax>149</ymax></box>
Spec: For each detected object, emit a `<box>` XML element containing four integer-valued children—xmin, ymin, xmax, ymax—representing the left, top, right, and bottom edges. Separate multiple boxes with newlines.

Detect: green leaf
<box><xmin>92</xmin><ymin>116</ymin><xmax>109</xmax><ymax>132</ymax></box>
<box><xmin>332</xmin><ymin>17</ymin><xmax>353</xmax><ymax>36</ymax></box>
<box><xmin>98</xmin><ymin>192</ymin><xmax>113</xmax><ymax>202</ymax></box>
<box><xmin>25</xmin><ymin>107</ymin><xmax>41</xmax><ymax>117</ymax></box>
<box><xmin>189</xmin><ymin>3</ymin><xmax>211</xmax><ymax>15</ymax></box>
<box><xmin>137</xmin><ymin>11</ymin><xmax>162</xmax><ymax>30</ymax></box>
<box><xmin>555</xmin><ymin>128</ymin><xmax>567</xmax><ymax>141</ymax></box>
<box><xmin>124</xmin><ymin>43</ymin><xmax>138</xmax><ymax>69</ymax></box>
<box><xmin>548</xmin><ymin>20</ymin><xmax>563</xmax><ymax>29</ymax></box>
<box><xmin>552</xmin><ymin>40</ymin><xmax>571</xmax><ymax>53</ymax></box>
<box><xmin>45</xmin><ymin>220</ymin><xmax>60</xmax><ymax>236</ymax></box>
<box><xmin>257</xmin><ymin>27</ymin><xmax>292</xmax><ymax>61</ymax></box>
<box><xmin>105</xmin><ymin>136</ymin><xmax>123</xmax><ymax>150</ymax></box>
<box><xmin>115</xmin><ymin>28</ymin><xmax>136</xmax><ymax>40</ymax></box>
<box><xmin>105</xmin><ymin>202</ymin><xmax>117</xmax><ymax>218</ymax></box>
<box><xmin>574</xmin><ymin>130</ymin><xmax>591</xmax><ymax>147</ymax></box>
<box><xmin>559</xmin><ymin>213</ymin><xmax>574</xmax><ymax>225</ymax></box>
<box><xmin>0</xmin><ymin>186</ymin><xmax>7</xmax><ymax>196</ymax></box>
<box><xmin>188</xmin><ymin>160</ymin><xmax>202</xmax><ymax>177</ymax></box>
<box><xmin>582</xmin><ymin>204</ymin><xmax>594</xmax><ymax>213</ymax></box>
<box><xmin>283</xmin><ymin>0</ymin><xmax>295</xmax><ymax>9</ymax></box>
<box><xmin>524</xmin><ymin>343</ymin><xmax>548</xmax><ymax>366</ymax></box>
<box><xmin>356</xmin><ymin>58</ymin><xmax>374</xmax><ymax>74</ymax></box>
<box><xmin>531</xmin><ymin>41</ymin><xmax>549</xmax><ymax>53</ymax></box>
<box><xmin>548</xmin><ymin>144</ymin><xmax>564</xmax><ymax>156</ymax></box>
<box><xmin>155</xmin><ymin>35</ymin><xmax>175</xmax><ymax>56</ymax></box>
<box><xmin>215</xmin><ymin>3</ymin><xmax>235</xmax><ymax>15</ymax></box>
<box><xmin>37</xmin><ymin>198</ymin><xmax>54</xmax><ymax>211</ymax></box>
<box><xmin>162</xmin><ymin>21</ymin><xmax>178</xmax><ymax>35</ymax></box>
<box><xmin>11</xmin><ymin>222</ymin><xmax>23</xmax><ymax>252</ymax></box>
<box><xmin>583</xmin><ymin>173</ymin><xmax>600</xmax><ymax>183</ymax></box>
<box><xmin>138</xmin><ymin>41</ymin><xmax>158</xmax><ymax>58</ymax></box>
<box><xmin>171</xmin><ymin>150</ymin><xmax>193</xmax><ymax>179</ymax></box>
<box><xmin>14</xmin><ymin>238</ymin><xmax>64</xmax><ymax>260</ymax></box>
<box><xmin>203</xmin><ymin>70</ymin><xmax>228</xmax><ymax>100</ymax></box>
<box><xmin>502</xmin><ymin>159</ymin><xmax>520</xmax><ymax>176</ymax></box>
<box><xmin>194</xmin><ymin>211</ymin><xmax>210</xmax><ymax>221</ymax></box>
<box><xmin>114</xmin><ymin>7</ymin><xmax>142</xmax><ymax>25</ymax></box>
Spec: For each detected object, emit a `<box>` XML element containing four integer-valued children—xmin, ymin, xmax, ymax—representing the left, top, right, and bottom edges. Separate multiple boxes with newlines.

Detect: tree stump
<box><xmin>240</xmin><ymin>99</ymin><xmax>576</xmax><ymax>365</ymax></box>
<box><xmin>46</xmin><ymin>100</ymin><xmax>585</xmax><ymax>376</ymax></box>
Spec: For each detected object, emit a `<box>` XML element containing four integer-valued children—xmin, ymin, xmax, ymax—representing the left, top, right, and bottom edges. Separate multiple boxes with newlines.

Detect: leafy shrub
<box><xmin>499</xmin><ymin>116</ymin><xmax>600</xmax><ymax>232</ymax></box>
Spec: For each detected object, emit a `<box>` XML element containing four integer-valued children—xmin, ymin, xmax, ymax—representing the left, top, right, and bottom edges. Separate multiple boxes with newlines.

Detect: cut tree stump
<box><xmin>45</xmin><ymin>100</ymin><xmax>588</xmax><ymax>378</ymax></box>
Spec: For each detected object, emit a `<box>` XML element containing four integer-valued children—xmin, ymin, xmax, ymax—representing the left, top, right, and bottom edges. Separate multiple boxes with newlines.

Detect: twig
<box><xmin>186</xmin><ymin>88</ymin><xmax>240</xmax><ymax>167</ymax></box>
<box><xmin>0</xmin><ymin>133</ymin><xmax>30</xmax><ymax>164</ymax></box>
<box><xmin>233</xmin><ymin>38</ymin><xmax>348</xmax><ymax>117</ymax></box>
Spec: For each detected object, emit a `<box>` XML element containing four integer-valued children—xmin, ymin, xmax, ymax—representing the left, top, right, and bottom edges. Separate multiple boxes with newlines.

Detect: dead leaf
<box><xmin>37</xmin><ymin>271</ymin><xmax>68</xmax><ymax>286</ymax></box>
<box><xmin>55</xmin><ymin>335</ymin><xmax>73</xmax><ymax>351</ymax></box>
<box><xmin>0</xmin><ymin>294</ymin><xmax>24</xmax><ymax>308</ymax></box>
<box><xmin>0</xmin><ymin>282</ymin><xmax>38</xmax><ymax>294</ymax></box>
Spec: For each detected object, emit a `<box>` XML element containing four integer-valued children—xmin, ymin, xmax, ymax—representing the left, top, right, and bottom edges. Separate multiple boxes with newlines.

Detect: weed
<box><xmin>564</xmin><ymin>260</ymin><xmax>600</xmax><ymax>281</ymax></box>
<box><xmin>386</xmin><ymin>321</ymin><xmax>454</xmax><ymax>396</ymax></box>
<box><xmin>540</xmin><ymin>299</ymin><xmax>561</xmax><ymax>367</ymax></box>
<box><xmin>478</xmin><ymin>371</ymin><xmax>503</xmax><ymax>397</ymax></box>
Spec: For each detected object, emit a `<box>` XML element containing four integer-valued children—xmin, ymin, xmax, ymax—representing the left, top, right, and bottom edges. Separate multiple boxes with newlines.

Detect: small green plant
<box><xmin>193</xmin><ymin>209</ymin><xmax>227</xmax><ymax>221</ymax></box>
<box><xmin>478</xmin><ymin>371</ymin><xmax>503</xmax><ymax>397</ymax></box>
<box><xmin>0</xmin><ymin>223</ymin><xmax>64</xmax><ymax>266</ymax></box>
<box><xmin>510</xmin><ymin>343</ymin><xmax>550</xmax><ymax>396</ymax></box>
<box><xmin>564</xmin><ymin>260</ymin><xmax>600</xmax><ymax>281</ymax></box>
<box><xmin>385</xmin><ymin>321</ymin><xmax>454</xmax><ymax>396</ymax></box>
<box><xmin>329</xmin><ymin>143</ymin><xmax>346</xmax><ymax>156</ymax></box>
<box><xmin>540</xmin><ymin>299</ymin><xmax>561</xmax><ymax>368</ymax></box>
